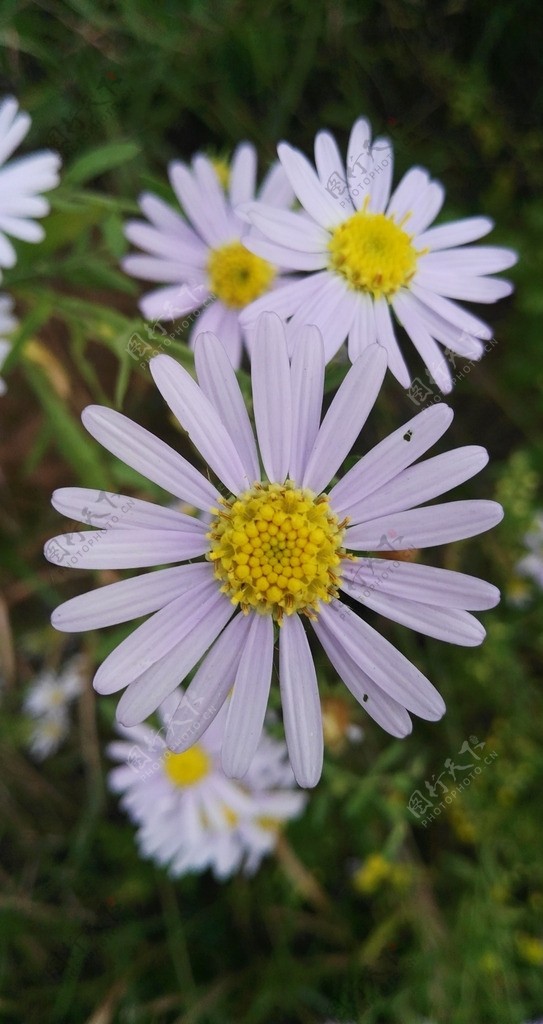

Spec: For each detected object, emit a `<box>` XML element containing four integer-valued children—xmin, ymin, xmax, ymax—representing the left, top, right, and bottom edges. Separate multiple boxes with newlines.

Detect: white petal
<box><xmin>124</xmin><ymin>219</ymin><xmax>207</xmax><ymax>264</ymax></box>
<box><xmin>0</xmin><ymin>216</ymin><xmax>44</xmax><ymax>242</ymax></box>
<box><xmin>405</xmin><ymin>181</ymin><xmax>445</xmax><ymax>235</ymax></box>
<box><xmin>279</xmin><ymin>613</ymin><xmax>323</xmax><ymax>788</ymax></box>
<box><xmin>45</xmin><ymin>527</ymin><xmax>207</xmax><ymax>569</ymax></box>
<box><xmin>329</xmin><ymin>402</ymin><xmax>454</xmax><ymax>516</ymax></box>
<box><xmin>286</xmin><ymin>274</ymin><xmax>356</xmax><ymax>362</ymax></box>
<box><xmin>150</xmin><ymin>354</ymin><xmax>250</xmax><ymax>493</ymax></box>
<box><xmin>194</xmin><ymin>331</ymin><xmax>260</xmax><ymax>482</ymax></box>
<box><xmin>51</xmin><ymin>486</ymin><xmax>209</xmax><ymax>533</ymax></box>
<box><xmin>409</xmin><ymin>282</ymin><xmax>492</xmax><ymax>340</ymax></box>
<box><xmin>302</xmin><ymin>345</ymin><xmax>387</xmax><ymax>494</ymax></box>
<box><xmin>340</xmin><ymin>582</ymin><xmax>486</xmax><ymax>645</ymax></box>
<box><xmin>413</xmin><ymin>269</ymin><xmax>513</xmax><ymax>303</ymax></box>
<box><xmin>251</xmin><ymin>312</ymin><xmax>291</xmax><ymax>483</ymax></box>
<box><xmin>139</xmin><ymin>284</ymin><xmax>209</xmax><ymax>322</ymax></box>
<box><xmin>367</xmin><ymin>137</ymin><xmax>394</xmax><ymax>213</ymax></box>
<box><xmin>347</xmin><ymin>293</ymin><xmax>376</xmax><ymax>361</ymax></box>
<box><xmin>240</xmin><ymin>202</ymin><xmax>329</xmax><ymax>251</ymax></box>
<box><xmin>392</xmin><ymin>290</ymin><xmax>453</xmax><ymax>392</ymax></box>
<box><xmin>221</xmin><ymin>614</ymin><xmax>274</xmax><ymax>778</ymax></box>
<box><xmin>277</xmin><ymin>142</ymin><xmax>345</xmax><ymax>228</ymax></box>
<box><xmin>240</xmin><ymin>271</ymin><xmax>326</xmax><ymax>329</ymax></box>
<box><xmin>289</xmin><ymin>325</ymin><xmax>325</xmax><ymax>482</ymax></box>
<box><xmin>419</xmin><ymin>246</ymin><xmax>517</xmax><ymax>276</ymax></box>
<box><xmin>387</xmin><ymin>167</ymin><xmax>429</xmax><ymax>223</ymax></box>
<box><xmin>347</xmin><ymin>117</ymin><xmax>372</xmax><ymax>210</ymax></box>
<box><xmin>169</xmin><ymin>161</ymin><xmax>230</xmax><ymax>247</ymax></box>
<box><xmin>242</xmin><ymin>234</ymin><xmax>327</xmax><ymax>271</ymax></box>
<box><xmin>400</xmin><ymin>291</ymin><xmax>485</xmax><ymax>359</ymax></box>
<box><xmin>345</xmin><ymin>499</ymin><xmax>504</xmax><ymax>549</ymax></box>
<box><xmin>81</xmin><ymin>405</ymin><xmax>219</xmax><ymax>511</ymax></box>
<box><xmin>258</xmin><ymin>160</ymin><xmax>296</xmax><ymax>207</ymax></box>
<box><xmin>315</xmin><ymin>129</ymin><xmax>354</xmax><ymax>213</ymax></box>
<box><xmin>52</xmin><ymin>563</ymin><xmax>213</xmax><ymax>631</ymax></box>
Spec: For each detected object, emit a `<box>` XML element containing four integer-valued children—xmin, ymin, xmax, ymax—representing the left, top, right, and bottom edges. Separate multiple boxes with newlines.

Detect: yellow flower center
<box><xmin>328</xmin><ymin>210</ymin><xmax>419</xmax><ymax>299</ymax></box>
<box><xmin>164</xmin><ymin>746</ymin><xmax>211</xmax><ymax>787</ymax></box>
<box><xmin>207</xmin><ymin>240</ymin><xmax>276</xmax><ymax>309</ymax></box>
<box><xmin>207</xmin><ymin>481</ymin><xmax>347</xmax><ymax>621</ymax></box>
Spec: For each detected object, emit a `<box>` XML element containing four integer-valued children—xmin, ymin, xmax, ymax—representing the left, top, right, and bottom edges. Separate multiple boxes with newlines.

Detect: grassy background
<box><xmin>0</xmin><ymin>1</ymin><xmax>542</xmax><ymax>1022</ymax></box>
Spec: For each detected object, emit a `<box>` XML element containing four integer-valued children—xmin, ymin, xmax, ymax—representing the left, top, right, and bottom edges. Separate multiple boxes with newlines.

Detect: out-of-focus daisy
<box><xmin>321</xmin><ymin>696</ymin><xmax>363</xmax><ymax>753</ymax></box>
<box><xmin>0</xmin><ymin>293</ymin><xmax>17</xmax><ymax>394</ymax></box>
<box><xmin>516</xmin><ymin>513</ymin><xmax>543</xmax><ymax>589</ymax></box>
<box><xmin>45</xmin><ymin>314</ymin><xmax>502</xmax><ymax>787</ymax></box>
<box><xmin>108</xmin><ymin>691</ymin><xmax>306</xmax><ymax>880</ymax></box>
<box><xmin>239</xmin><ymin>116</ymin><xmax>517</xmax><ymax>391</ymax></box>
<box><xmin>23</xmin><ymin>657</ymin><xmax>84</xmax><ymax>760</ymax></box>
<box><xmin>121</xmin><ymin>143</ymin><xmax>295</xmax><ymax>367</ymax></box>
<box><xmin>0</xmin><ymin>96</ymin><xmax>61</xmax><ymax>278</ymax></box>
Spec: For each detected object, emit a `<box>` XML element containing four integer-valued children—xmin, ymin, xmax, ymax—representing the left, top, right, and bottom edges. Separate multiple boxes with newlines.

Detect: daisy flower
<box><xmin>239</xmin><ymin>116</ymin><xmax>517</xmax><ymax>391</ymax></box>
<box><xmin>45</xmin><ymin>313</ymin><xmax>502</xmax><ymax>788</ymax></box>
<box><xmin>121</xmin><ymin>142</ymin><xmax>295</xmax><ymax>367</ymax></box>
<box><xmin>0</xmin><ymin>96</ymin><xmax>61</xmax><ymax>277</ymax></box>
<box><xmin>108</xmin><ymin>691</ymin><xmax>306</xmax><ymax>879</ymax></box>
<box><xmin>0</xmin><ymin>293</ymin><xmax>17</xmax><ymax>395</ymax></box>
<box><xmin>24</xmin><ymin>658</ymin><xmax>84</xmax><ymax>760</ymax></box>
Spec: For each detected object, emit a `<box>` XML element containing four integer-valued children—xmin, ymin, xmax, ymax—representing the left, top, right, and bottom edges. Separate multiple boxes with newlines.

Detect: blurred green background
<box><xmin>0</xmin><ymin>1</ymin><xmax>542</xmax><ymax>1022</ymax></box>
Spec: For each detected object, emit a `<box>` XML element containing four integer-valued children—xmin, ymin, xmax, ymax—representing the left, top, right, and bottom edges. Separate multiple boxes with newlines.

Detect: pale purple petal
<box><xmin>221</xmin><ymin>614</ymin><xmax>274</xmax><ymax>778</ymax></box>
<box><xmin>345</xmin><ymin>500</ymin><xmax>504</xmax><ymax>550</ymax></box>
<box><xmin>214</xmin><ymin>307</ymin><xmax>243</xmax><ymax>369</ymax></box>
<box><xmin>302</xmin><ymin>344</ymin><xmax>387</xmax><ymax>494</ymax></box>
<box><xmin>341</xmin><ymin>559</ymin><xmax>500</xmax><ymax>610</ymax></box>
<box><xmin>329</xmin><ymin>402</ymin><xmax>454</xmax><ymax>516</ymax></box>
<box><xmin>374</xmin><ymin>296</ymin><xmax>412</xmax><ymax>388</ymax></box>
<box><xmin>258</xmin><ymin>161</ymin><xmax>296</xmax><ymax>207</ymax></box>
<box><xmin>150</xmin><ymin>354</ymin><xmax>250</xmax><ymax>493</ymax></box>
<box><xmin>45</xmin><ymin>527</ymin><xmax>207</xmax><ymax>569</ymax></box>
<box><xmin>279</xmin><ymin>613</ymin><xmax>323</xmax><ymax>788</ymax></box>
<box><xmin>251</xmin><ymin>312</ymin><xmax>292</xmax><ymax>483</ymax></box>
<box><xmin>419</xmin><ymin>246</ymin><xmax>517</xmax><ymax>276</ymax></box>
<box><xmin>194</xmin><ymin>331</ymin><xmax>260</xmax><ymax>482</ymax></box>
<box><xmin>392</xmin><ymin>290</ymin><xmax>453</xmax><ymax>392</ymax></box>
<box><xmin>286</xmin><ymin>274</ymin><xmax>358</xmax><ymax>361</ymax></box>
<box><xmin>318</xmin><ymin>600</ymin><xmax>445</xmax><ymax>720</ymax></box>
<box><xmin>240</xmin><ymin>202</ymin><xmax>329</xmax><ymax>251</ymax></box>
<box><xmin>347</xmin><ymin>117</ymin><xmax>372</xmax><ymax>210</ymax></box>
<box><xmin>367</xmin><ymin>137</ymin><xmax>393</xmax><ymax>213</ymax></box>
<box><xmin>347</xmin><ymin>293</ymin><xmax>377</xmax><ymax>361</ymax></box>
<box><xmin>229</xmin><ymin>142</ymin><xmax>257</xmax><ymax>206</ymax></box>
<box><xmin>386</xmin><ymin>167</ymin><xmax>429</xmax><ymax>223</ymax></box>
<box><xmin>289</xmin><ymin>325</ymin><xmax>325</xmax><ymax>481</ymax></box>
<box><xmin>122</xmin><ymin>254</ymin><xmax>203</xmax><ymax>284</ymax></box>
<box><xmin>124</xmin><ymin>219</ymin><xmax>207</xmax><ymax>264</ymax></box>
<box><xmin>405</xmin><ymin>181</ymin><xmax>444</xmax><ymax>235</ymax></box>
<box><xmin>115</xmin><ymin>591</ymin><xmax>235</xmax><ymax>725</ymax></box>
<box><xmin>240</xmin><ymin>271</ymin><xmax>325</xmax><ymax>329</ymax></box>
<box><xmin>94</xmin><ymin>575</ymin><xmax>225</xmax><ymax>695</ymax></box>
<box><xmin>339</xmin><ymin>581</ymin><xmax>486</xmax><ymax>645</ymax></box>
<box><xmin>243</xmin><ymin>234</ymin><xmax>327</xmax><ymax>271</ymax></box>
<box><xmin>409</xmin><ymin>283</ymin><xmax>492</xmax><ymax>340</ymax></box>
<box><xmin>192</xmin><ymin>154</ymin><xmax>238</xmax><ymax>236</ymax></box>
<box><xmin>399</xmin><ymin>290</ymin><xmax>485</xmax><ymax>359</ymax></box>
<box><xmin>139</xmin><ymin>284</ymin><xmax>209</xmax><ymax>322</ymax></box>
<box><xmin>166</xmin><ymin>612</ymin><xmax>253</xmax><ymax>751</ymax></box>
<box><xmin>81</xmin><ymin>406</ymin><xmax>219</xmax><ymax>511</ymax></box>
<box><xmin>138</xmin><ymin>191</ymin><xmax>202</xmax><ymax>241</ymax></box>
<box><xmin>413</xmin><ymin>269</ymin><xmax>513</xmax><ymax>303</ymax></box>
<box><xmin>345</xmin><ymin>446</ymin><xmax>489</xmax><ymax>524</ymax></box>
<box><xmin>51</xmin><ymin>487</ymin><xmax>209</xmax><ymax>533</ymax></box>
<box><xmin>277</xmin><ymin>142</ymin><xmax>345</xmax><ymax>228</ymax></box>
<box><xmin>52</xmin><ymin>563</ymin><xmax>213</xmax><ymax>632</ymax></box>
<box><xmin>312</xmin><ymin>615</ymin><xmax>413</xmax><ymax>737</ymax></box>
<box><xmin>315</xmin><ymin>129</ymin><xmax>354</xmax><ymax>213</ymax></box>
<box><xmin>169</xmin><ymin>161</ymin><xmax>230</xmax><ymax>247</ymax></box>
<box><xmin>416</xmin><ymin>216</ymin><xmax>494</xmax><ymax>251</ymax></box>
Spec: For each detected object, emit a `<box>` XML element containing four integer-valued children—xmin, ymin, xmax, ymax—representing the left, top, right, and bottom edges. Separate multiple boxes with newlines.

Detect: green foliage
<box><xmin>0</xmin><ymin>1</ymin><xmax>542</xmax><ymax>1022</ymax></box>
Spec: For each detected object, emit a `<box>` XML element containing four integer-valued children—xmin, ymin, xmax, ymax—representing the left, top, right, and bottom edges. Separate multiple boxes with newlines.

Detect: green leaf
<box><xmin>63</xmin><ymin>141</ymin><xmax>140</xmax><ymax>186</ymax></box>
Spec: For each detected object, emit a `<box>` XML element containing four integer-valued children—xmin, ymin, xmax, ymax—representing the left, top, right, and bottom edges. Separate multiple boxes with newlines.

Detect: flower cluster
<box><xmin>23</xmin><ymin>658</ymin><xmax>84</xmax><ymax>760</ymax></box>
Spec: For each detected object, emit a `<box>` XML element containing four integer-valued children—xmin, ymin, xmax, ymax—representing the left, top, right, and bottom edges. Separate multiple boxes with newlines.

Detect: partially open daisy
<box><xmin>45</xmin><ymin>313</ymin><xmax>502</xmax><ymax>787</ymax></box>
<box><xmin>0</xmin><ymin>96</ymin><xmax>61</xmax><ymax>278</ymax></box>
<box><xmin>108</xmin><ymin>691</ymin><xmax>306</xmax><ymax>879</ymax></box>
<box><xmin>122</xmin><ymin>143</ymin><xmax>295</xmax><ymax>367</ymax></box>
<box><xmin>0</xmin><ymin>293</ymin><xmax>17</xmax><ymax>395</ymax></box>
<box><xmin>239</xmin><ymin>116</ymin><xmax>517</xmax><ymax>391</ymax></box>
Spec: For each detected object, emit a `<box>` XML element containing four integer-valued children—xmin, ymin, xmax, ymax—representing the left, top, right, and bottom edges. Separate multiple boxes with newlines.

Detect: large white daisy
<box><xmin>108</xmin><ymin>691</ymin><xmax>306</xmax><ymax>880</ymax></box>
<box><xmin>122</xmin><ymin>143</ymin><xmax>295</xmax><ymax>367</ymax></box>
<box><xmin>45</xmin><ymin>313</ymin><xmax>502</xmax><ymax>788</ymax></box>
<box><xmin>239</xmin><ymin>116</ymin><xmax>517</xmax><ymax>391</ymax></box>
<box><xmin>0</xmin><ymin>96</ymin><xmax>61</xmax><ymax>278</ymax></box>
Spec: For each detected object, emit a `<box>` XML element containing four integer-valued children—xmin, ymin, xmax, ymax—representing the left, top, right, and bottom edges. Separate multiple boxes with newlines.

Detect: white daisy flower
<box><xmin>239</xmin><ymin>116</ymin><xmax>517</xmax><ymax>391</ymax></box>
<box><xmin>0</xmin><ymin>96</ymin><xmax>61</xmax><ymax>278</ymax></box>
<box><xmin>0</xmin><ymin>293</ymin><xmax>17</xmax><ymax>395</ymax></box>
<box><xmin>27</xmin><ymin>712</ymin><xmax>69</xmax><ymax>761</ymax></box>
<box><xmin>121</xmin><ymin>143</ymin><xmax>295</xmax><ymax>367</ymax></box>
<box><xmin>108</xmin><ymin>691</ymin><xmax>306</xmax><ymax>880</ymax></box>
<box><xmin>23</xmin><ymin>657</ymin><xmax>84</xmax><ymax>718</ymax></box>
<box><xmin>45</xmin><ymin>313</ymin><xmax>502</xmax><ymax>788</ymax></box>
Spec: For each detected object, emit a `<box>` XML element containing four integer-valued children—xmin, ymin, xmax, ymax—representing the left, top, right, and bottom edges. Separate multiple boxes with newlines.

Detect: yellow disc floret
<box><xmin>207</xmin><ymin>240</ymin><xmax>276</xmax><ymax>309</ymax></box>
<box><xmin>328</xmin><ymin>209</ymin><xmax>420</xmax><ymax>299</ymax></box>
<box><xmin>164</xmin><ymin>746</ymin><xmax>211</xmax><ymax>787</ymax></box>
<box><xmin>207</xmin><ymin>481</ymin><xmax>348</xmax><ymax>621</ymax></box>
